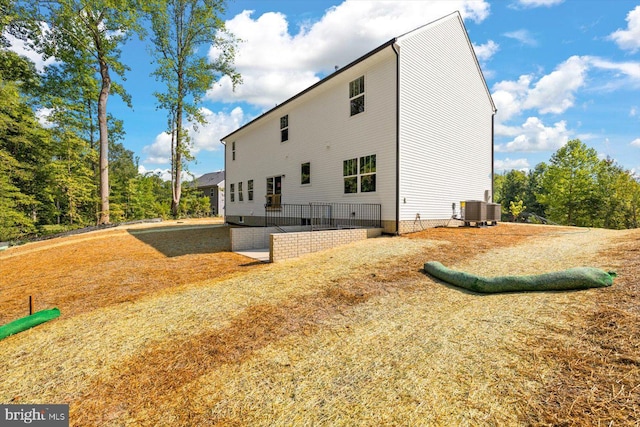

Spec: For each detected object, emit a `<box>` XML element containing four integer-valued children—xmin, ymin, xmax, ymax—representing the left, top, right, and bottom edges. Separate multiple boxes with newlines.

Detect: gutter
<box><xmin>392</xmin><ymin>41</ymin><xmax>400</xmax><ymax>235</ymax></box>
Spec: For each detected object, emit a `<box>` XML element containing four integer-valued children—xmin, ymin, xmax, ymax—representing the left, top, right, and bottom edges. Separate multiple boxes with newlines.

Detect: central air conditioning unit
<box><xmin>461</xmin><ymin>200</ymin><xmax>487</xmax><ymax>226</ymax></box>
<box><xmin>486</xmin><ymin>203</ymin><xmax>501</xmax><ymax>226</ymax></box>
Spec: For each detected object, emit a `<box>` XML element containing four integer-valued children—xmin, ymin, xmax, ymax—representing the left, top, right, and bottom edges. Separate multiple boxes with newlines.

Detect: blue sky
<box><xmin>9</xmin><ymin>0</ymin><xmax>640</xmax><ymax>180</ymax></box>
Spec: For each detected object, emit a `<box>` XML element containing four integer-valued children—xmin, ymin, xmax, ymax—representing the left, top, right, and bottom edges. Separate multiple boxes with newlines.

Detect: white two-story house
<box><xmin>221</xmin><ymin>11</ymin><xmax>496</xmax><ymax>234</ymax></box>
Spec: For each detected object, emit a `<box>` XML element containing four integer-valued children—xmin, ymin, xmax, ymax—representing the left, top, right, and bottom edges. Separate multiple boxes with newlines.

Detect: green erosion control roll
<box><xmin>424</xmin><ymin>261</ymin><xmax>615</xmax><ymax>293</ymax></box>
<box><xmin>0</xmin><ymin>308</ymin><xmax>61</xmax><ymax>340</ymax></box>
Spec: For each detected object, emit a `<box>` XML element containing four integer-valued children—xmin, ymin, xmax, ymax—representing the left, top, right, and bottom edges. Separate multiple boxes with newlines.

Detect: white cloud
<box><xmin>208</xmin><ymin>1</ymin><xmax>491</xmax><ymax>107</ymax></box>
<box><xmin>495</xmin><ymin>117</ymin><xmax>570</xmax><ymax>152</ymax></box>
<box><xmin>190</xmin><ymin>107</ymin><xmax>246</xmax><ymax>154</ymax></box>
<box><xmin>516</xmin><ymin>0</ymin><xmax>564</xmax><ymax>7</ymax></box>
<box><xmin>138</xmin><ymin>165</ymin><xmax>172</xmax><ymax>182</ymax></box>
<box><xmin>142</xmin><ymin>133</ymin><xmax>172</xmax><ymax>165</ymax></box>
<box><xmin>523</xmin><ymin>56</ymin><xmax>589</xmax><ymax>113</ymax></box>
<box><xmin>631</xmin><ymin>138</ymin><xmax>640</xmax><ymax>147</ymax></box>
<box><xmin>494</xmin><ymin>158</ymin><xmax>530</xmax><ymax>172</ymax></box>
<box><xmin>503</xmin><ymin>29</ymin><xmax>538</xmax><ymax>46</ymax></box>
<box><xmin>492</xmin><ymin>74</ymin><xmax>533</xmax><ymax>123</ymax></box>
<box><xmin>631</xmin><ymin>107</ymin><xmax>637</xmax><ymax>117</ymax></box>
<box><xmin>608</xmin><ymin>5</ymin><xmax>640</xmax><ymax>53</ymax></box>
<box><xmin>142</xmin><ymin>107</ymin><xmax>246</xmax><ymax>166</ymax></box>
<box><xmin>473</xmin><ymin>40</ymin><xmax>499</xmax><ymax>62</ymax></box>
<box><xmin>587</xmin><ymin>57</ymin><xmax>640</xmax><ymax>81</ymax></box>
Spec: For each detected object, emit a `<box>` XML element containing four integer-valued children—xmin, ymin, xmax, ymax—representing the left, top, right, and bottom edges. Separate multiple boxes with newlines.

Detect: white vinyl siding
<box><xmin>397</xmin><ymin>13</ymin><xmax>494</xmax><ymax>221</ymax></box>
<box><xmin>224</xmin><ymin>48</ymin><xmax>397</xmax><ymax>222</ymax></box>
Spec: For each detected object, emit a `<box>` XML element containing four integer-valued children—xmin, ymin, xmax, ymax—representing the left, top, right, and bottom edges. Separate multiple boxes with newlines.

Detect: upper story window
<box><xmin>232</xmin><ymin>141</ymin><xmax>236</xmax><ymax>160</ymax></box>
<box><xmin>349</xmin><ymin>76</ymin><xmax>365</xmax><ymax>116</ymax></box>
<box><xmin>280</xmin><ymin>115</ymin><xmax>289</xmax><ymax>142</ymax></box>
<box><xmin>301</xmin><ymin>162</ymin><xmax>310</xmax><ymax>185</ymax></box>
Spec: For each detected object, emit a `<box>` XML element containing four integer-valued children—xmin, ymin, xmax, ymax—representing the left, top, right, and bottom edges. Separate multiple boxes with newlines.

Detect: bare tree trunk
<box><xmin>97</xmin><ymin>57</ymin><xmax>110</xmax><ymax>224</ymax></box>
<box><xmin>171</xmin><ymin>104</ymin><xmax>182</xmax><ymax>218</ymax></box>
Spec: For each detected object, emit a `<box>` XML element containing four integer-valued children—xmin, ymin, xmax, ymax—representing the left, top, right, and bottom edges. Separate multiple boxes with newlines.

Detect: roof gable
<box><xmin>221</xmin><ymin>10</ymin><xmax>495</xmax><ymax>142</ymax></box>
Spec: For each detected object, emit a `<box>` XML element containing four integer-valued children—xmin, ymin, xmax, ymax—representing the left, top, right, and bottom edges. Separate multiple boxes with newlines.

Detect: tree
<box><xmin>29</xmin><ymin>0</ymin><xmax>140</xmax><ymax>224</ymax></box>
<box><xmin>539</xmin><ymin>139</ymin><xmax>600</xmax><ymax>226</ymax></box>
<box><xmin>0</xmin><ymin>66</ymin><xmax>44</xmax><ymax>239</ymax></box>
<box><xmin>509</xmin><ymin>200</ymin><xmax>526</xmax><ymax>222</ymax></box>
<box><xmin>146</xmin><ymin>0</ymin><xmax>240</xmax><ymax>217</ymax></box>
<box><xmin>496</xmin><ymin>170</ymin><xmax>527</xmax><ymax>217</ymax></box>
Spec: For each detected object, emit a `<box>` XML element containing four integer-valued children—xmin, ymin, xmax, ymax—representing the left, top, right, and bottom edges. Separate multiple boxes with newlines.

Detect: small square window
<box><xmin>343</xmin><ymin>158</ymin><xmax>357</xmax><ymax>177</ymax></box>
<box><xmin>344</xmin><ymin>177</ymin><xmax>358</xmax><ymax>194</ymax></box>
<box><xmin>360</xmin><ymin>174</ymin><xmax>376</xmax><ymax>192</ymax></box>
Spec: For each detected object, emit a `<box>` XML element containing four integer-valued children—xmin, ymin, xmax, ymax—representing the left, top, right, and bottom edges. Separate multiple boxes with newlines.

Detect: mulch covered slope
<box><xmin>0</xmin><ymin>222</ymin><xmax>254</xmax><ymax>324</ymax></box>
<box><xmin>0</xmin><ymin>222</ymin><xmax>637</xmax><ymax>426</ymax></box>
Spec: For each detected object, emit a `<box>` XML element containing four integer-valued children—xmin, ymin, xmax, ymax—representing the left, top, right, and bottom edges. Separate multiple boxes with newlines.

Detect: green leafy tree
<box><xmin>146</xmin><ymin>0</ymin><xmax>241</xmax><ymax>217</ymax></box>
<box><xmin>496</xmin><ymin>170</ymin><xmax>527</xmax><ymax>219</ymax></box>
<box><xmin>28</xmin><ymin>0</ymin><xmax>140</xmax><ymax>224</ymax></box>
<box><xmin>539</xmin><ymin>139</ymin><xmax>600</xmax><ymax>227</ymax></box>
<box><xmin>0</xmin><ymin>75</ymin><xmax>43</xmax><ymax>239</ymax></box>
<box><xmin>525</xmin><ymin>163</ymin><xmax>547</xmax><ymax>218</ymax></box>
<box><xmin>509</xmin><ymin>200</ymin><xmax>526</xmax><ymax>222</ymax></box>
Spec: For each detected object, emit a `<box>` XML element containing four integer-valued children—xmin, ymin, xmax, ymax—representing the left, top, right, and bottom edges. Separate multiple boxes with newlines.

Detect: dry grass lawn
<box><xmin>0</xmin><ymin>220</ymin><xmax>638</xmax><ymax>426</ymax></box>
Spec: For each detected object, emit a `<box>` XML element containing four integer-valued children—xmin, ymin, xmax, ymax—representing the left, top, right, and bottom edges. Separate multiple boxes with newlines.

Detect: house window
<box><xmin>343</xmin><ymin>154</ymin><xmax>376</xmax><ymax>193</ymax></box>
<box><xmin>230</xmin><ymin>183</ymin><xmax>235</xmax><ymax>202</ymax></box>
<box><xmin>266</xmin><ymin>175</ymin><xmax>283</xmax><ymax>208</ymax></box>
<box><xmin>280</xmin><ymin>115</ymin><xmax>289</xmax><ymax>142</ymax></box>
<box><xmin>232</xmin><ymin>141</ymin><xmax>236</xmax><ymax>161</ymax></box>
<box><xmin>248</xmin><ymin>179</ymin><xmax>253</xmax><ymax>201</ymax></box>
<box><xmin>349</xmin><ymin>76</ymin><xmax>365</xmax><ymax>116</ymax></box>
<box><xmin>238</xmin><ymin>182</ymin><xmax>243</xmax><ymax>202</ymax></box>
<box><xmin>301</xmin><ymin>162</ymin><xmax>310</xmax><ymax>185</ymax></box>
<box><xmin>209</xmin><ymin>188</ymin><xmax>215</xmax><ymax>197</ymax></box>
<box><xmin>343</xmin><ymin>158</ymin><xmax>358</xmax><ymax>194</ymax></box>
<box><xmin>360</xmin><ymin>154</ymin><xmax>376</xmax><ymax>192</ymax></box>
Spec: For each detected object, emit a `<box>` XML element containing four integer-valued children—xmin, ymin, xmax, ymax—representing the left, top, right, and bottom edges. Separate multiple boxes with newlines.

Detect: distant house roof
<box><xmin>193</xmin><ymin>171</ymin><xmax>225</xmax><ymax>188</ymax></box>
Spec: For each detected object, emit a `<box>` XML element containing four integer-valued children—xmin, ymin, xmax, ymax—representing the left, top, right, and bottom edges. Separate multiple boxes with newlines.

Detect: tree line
<box><xmin>494</xmin><ymin>139</ymin><xmax>640</xmax><ymax>229</ymax></box>
<box><xmin>0</xmin><ymin>0</ymin><xmax>239</xmax><ymax>241</ymax></box>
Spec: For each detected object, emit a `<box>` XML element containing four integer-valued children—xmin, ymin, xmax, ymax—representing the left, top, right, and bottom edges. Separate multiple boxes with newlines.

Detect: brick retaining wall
<box><xmin>270</xmin><ymin>228</ymin><xmax>382</xmax><ymax>262</ymax></box>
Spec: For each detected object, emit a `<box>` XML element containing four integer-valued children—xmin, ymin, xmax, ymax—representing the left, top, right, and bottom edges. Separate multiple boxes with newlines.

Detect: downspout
<box><xmin>221</xmin><ymin>140</ymin><xmax>227</xmax><ymax>224</ymax></box>
<box><xmin>392</xmin><ymin>41</ymin><xmax>400</xmax><ymax>235</ymax></box>
<box><xmin>491</xmin><ymin>114</ymin><xmax>495</xmax><ymax>202</ymax></box>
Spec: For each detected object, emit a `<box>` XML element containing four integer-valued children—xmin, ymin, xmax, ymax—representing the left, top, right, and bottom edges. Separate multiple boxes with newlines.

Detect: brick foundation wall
<box><xmin>270</xmin><ymin>228</ymin><xmax>383</xmax><ymax>262</ymax></box>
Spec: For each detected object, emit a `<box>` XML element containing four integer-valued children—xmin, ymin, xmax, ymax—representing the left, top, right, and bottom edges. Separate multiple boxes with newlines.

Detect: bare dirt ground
<box><xmin>0</xmin><ymin>221</ymin><xmax>637</xmax><ymax>426</ymax></box>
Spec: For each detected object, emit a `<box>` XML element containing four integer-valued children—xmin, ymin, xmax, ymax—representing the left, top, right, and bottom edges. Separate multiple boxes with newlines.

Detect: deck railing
<box><xmin>265</xmin><ymin>202</ymin><xmax>381</xmax><ymax>231</ymax></box>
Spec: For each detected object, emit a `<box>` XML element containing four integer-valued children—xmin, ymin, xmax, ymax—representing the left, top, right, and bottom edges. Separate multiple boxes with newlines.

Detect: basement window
<box><xmin>349</xmin><ymin>76</ymin><xmax>365</xmax><ymax>116</ymax></box>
